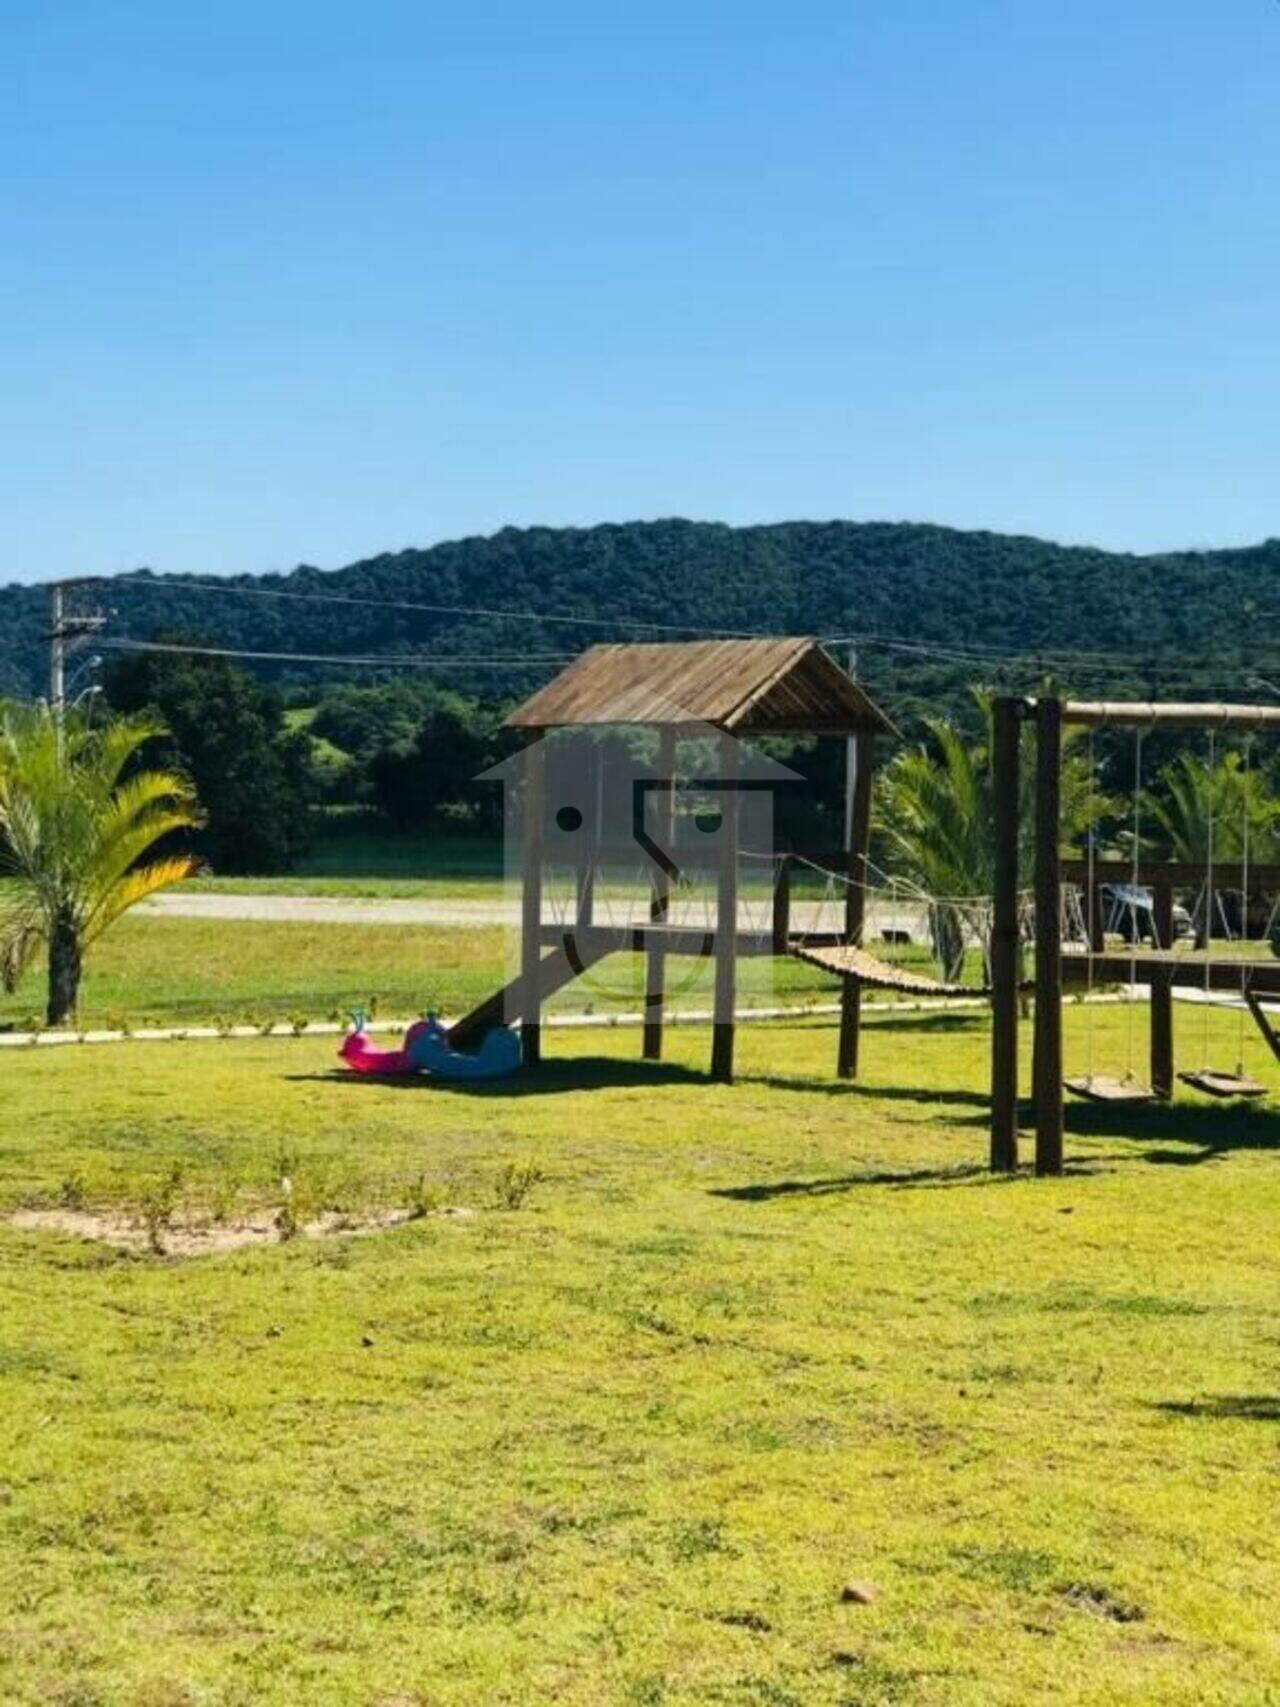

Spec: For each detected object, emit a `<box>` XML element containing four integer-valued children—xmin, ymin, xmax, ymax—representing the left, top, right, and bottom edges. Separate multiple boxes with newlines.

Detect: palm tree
<box><xmin>1142</xmin><ymin>750</ymin><xmax>1280</xmax><ymax>943</ymax></box>
<box><xmin>1143</xmin><ymin>750</ymin><xmax>1279</xmax><ymax>862</ymax></box>
<box><xmin>0</xmin><ymin>702</ymin><xmax>203</xmax><ymax>1025</ymax></box>
<box><xmin>876</xmin><ymin>692</ymin><xmax>1101</xmax><ymax>980</ymax></box>
<box><xmin>875</xmin><ymin>718</ymin><xmax>989</xmax><ymax>979</ymax></box>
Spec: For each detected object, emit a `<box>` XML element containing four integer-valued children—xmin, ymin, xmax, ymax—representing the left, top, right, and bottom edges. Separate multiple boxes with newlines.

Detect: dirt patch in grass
<box><xmin>10</xmin><ymin>1205</ymin><xmax>474</xmax><ymax>1257</ymax></box>
<box><xmin>1062</xmin><ymin>1581</ymin><xmax>1146</xmax><ymax>1624</ymax></box>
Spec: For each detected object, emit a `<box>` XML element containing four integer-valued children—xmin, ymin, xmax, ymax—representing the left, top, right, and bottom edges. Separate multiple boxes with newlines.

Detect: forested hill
<box><xmin>4</xmin><ymin>519</ymin><xmax>1278</xmax><ymax>722</ymax></box>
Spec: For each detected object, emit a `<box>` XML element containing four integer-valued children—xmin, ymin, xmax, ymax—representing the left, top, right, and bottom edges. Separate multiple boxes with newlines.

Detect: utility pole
<box><xmin>46</xmin><ymin>579</ymin><xmax>106</xmax><ymax>718</ymax></box>
<box><xmin>49</xmin><ymin>582</ymin><xmax>65</xmax><ymax>712</ymax></box>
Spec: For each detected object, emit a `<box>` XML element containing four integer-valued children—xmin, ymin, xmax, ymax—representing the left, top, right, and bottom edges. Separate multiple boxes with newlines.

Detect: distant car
<box><xmin>1100</xmin><ymin>883</ymin><xmax>1193</xmax><ymax>945</ymax></box>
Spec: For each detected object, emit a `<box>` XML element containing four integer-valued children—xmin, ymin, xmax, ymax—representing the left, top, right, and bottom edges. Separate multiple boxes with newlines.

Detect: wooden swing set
<box><xmin>989</xmin><ymin>697</ymin><xmax>1280</xmax><ymax>1177</ymax></box>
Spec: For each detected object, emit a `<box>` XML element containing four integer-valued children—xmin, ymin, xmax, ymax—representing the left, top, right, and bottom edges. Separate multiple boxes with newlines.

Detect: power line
<box><xmin>71</xmin><ymin>577</ymin><xmax>1280</xmax><ymax>685</ymax></box>
<box><xmin>80</xmin><ymin>574</ymin><xmax>759</xmax><ymax>638</ymax></box>
<box><xmin>836</xmin><ymin>631</ymin><xmax>1280</xmax><ymax>680</ymax></box>
<box><xmin>829</xmin><ymin>629</ymin><xmax>1268</xmax><ymax>672</ymax></box>
<box><xmin>96</xmin><ymin>637</ymin><xmax>574</xmax><ymax>670</ymax></box>
<box><xmin>97</xmin><ymin>624</ymin><xmax>1280</xmax><ymax>693</ymax></box>
<box><xmin>826</xmin><ymin>628</ymin><xmax>1127</xmax><ymax>663</ymax></box>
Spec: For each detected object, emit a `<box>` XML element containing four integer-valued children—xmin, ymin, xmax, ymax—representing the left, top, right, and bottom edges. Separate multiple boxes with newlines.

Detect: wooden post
<box><xmin>1245</xmin><ymin>990</ymin><xmax>1280</xmax><ymax>1064</ymax></box>
<box><xmin>1150</xmin><ymin>878</ymin><xmax>1175</xmax><ymax>1100</ymax></box>
<box><xmin>575</xmin><ymin>849</ymin><xmax>594</xmax><ymax>931</ymax></box>
<box><xmin>771</xmin><ymin>855</ymin><xmax>792</xmax><ymax>955</ymax></box>
<box><xmin>643</xmin><ymin>728</ymin><xmax>676</xmax><ymax>1061</ymax></box>
<box><xmin>576</xmin><ymin>742</ymin><xmax>597</xmax><ymax>931</ymax></box>
<box><xmin>989</xmin><ymin>697</ymin><xmax>1021</xmax><ymax>1173</ymax></box>
<box><xmin>1089</xmin><ymin>880</ymin><xmax>1106</xmax><ymax>951</ymax></box>
<box><xmin>520</xmin><ymin>734</ymin><xmax>545</xmax><ymax>1068</ymax></box>
<box><xmin>838</xmin><ymin>731</ymin><xmax>875</xmax><ymax>1078</ymax></box>
<box><xmin>710</xmin><ymin>731</ymin><xmax>738</xmax><ymax>1082</ymax></box>
<box><xmin>1033</xmin><ymin>697</ymin><xmax>1064</xmax><ymax>1176</ymax></box>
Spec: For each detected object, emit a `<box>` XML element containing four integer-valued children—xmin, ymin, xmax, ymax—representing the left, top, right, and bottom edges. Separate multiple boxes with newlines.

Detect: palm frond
<box><xmin>86</xmin><ymin>855</ymin><xmax>203</xmax><ymax>941</ymax></box>
<box><xmin>0</xmin><ymin>884</ymin><xmax>46</xmax><ymax>992</ymax></box>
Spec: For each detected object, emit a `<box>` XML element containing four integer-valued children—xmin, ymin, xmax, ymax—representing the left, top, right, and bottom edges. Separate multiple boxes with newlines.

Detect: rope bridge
<box><xmin>751</xmin><ymin>851</ymin><xmax>1029</xmax><ymax>1000</ymax></box>
<box><xmin>788</xmin><ymin>940</ymin><xmax>986</xmax><ymax>998</ymax></box>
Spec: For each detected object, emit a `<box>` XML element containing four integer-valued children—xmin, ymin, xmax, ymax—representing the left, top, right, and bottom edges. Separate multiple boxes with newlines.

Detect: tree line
<box><xmin>3</xmin><ymin>517</ymin><xmax>1279</xmax><ymax>709</ymax></box>
<box><xmin>3</xmin><ymin>660</ymin><xmax>1277</xmax><ymax>1027</ymax></box>
<box><xmin>93</xmin><ymin>649</ymin><xmax>1280</xmax><ymax>883</ymax></box>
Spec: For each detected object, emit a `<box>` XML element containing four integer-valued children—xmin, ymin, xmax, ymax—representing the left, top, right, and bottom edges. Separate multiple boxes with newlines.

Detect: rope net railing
<box><xmin>538</xmin><ymin>846</ymin><xmax>1035</xmax><ymax>993</ymax></box>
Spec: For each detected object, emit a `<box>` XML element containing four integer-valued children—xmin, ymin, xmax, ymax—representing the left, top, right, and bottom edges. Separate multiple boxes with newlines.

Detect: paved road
<box><xmin>140</xmin><ymin>893</ymin><xmax>523</xmax><ymax>926</ymax></box>
<box><xmin>139</xmin><ymin>891</ymin><xmax>930</xmax><ymax>935</ymax></box>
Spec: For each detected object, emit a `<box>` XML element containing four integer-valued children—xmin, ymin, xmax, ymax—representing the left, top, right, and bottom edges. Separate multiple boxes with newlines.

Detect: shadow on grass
<box><xmin>1065</xmin><ymin>1098</ymin><xmax>1280</xmax><ymax>1165</ymax></box>
<box><xmin>1152</xmin><ymin>1395</ymin><xmax>1280</xmax><ymax>1421</ymax></box>
<box><xmin>710</xmin><ymin>1163</ymin><xmax>993</xmax><ymax>1199</ymax></box>
<box><xmin>710</xmin><ymin>1157</ymin><xmax>1105</xmax><ymax>1199</ymax></box>
<box><xmin>741</xmin><ymin>1075</ymin><xmax>992</xmax><ymax>1110</ymax></box>
<box><xmin>285</xmin><ymin>1058</ymin><xmax>709</xmax><ymax>1097</ymax></box>
<box><xmin>861</xmin><ymin>1011</ymin><xmax>989</xmax><ymax>1034</ymax></box>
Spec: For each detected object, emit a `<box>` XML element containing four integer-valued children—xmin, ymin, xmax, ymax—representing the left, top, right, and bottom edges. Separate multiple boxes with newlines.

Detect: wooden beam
<box><xmin>1245</xmin><ymin>991</ymin><xmax>1280</xmax><ymax>1065</ymax></box>
<box><xmin>710</xmin><ymin>732</ymin><xmax>739</xmax><ymax>1082</ymax></box>
<box><xmin>643</xmin><ymin>728</ymin><xmax>677</xmax><ymax>1061</ymax></box>
<box><xmin>838</xmin><ymin>732</ymin><xmax>875</xmax><ymax>1078</ymax></box>
<box><xmin>1033</xmin><ymin>697</ymin><xmax>1064</xmax><ymax>1176</ymax></box>
<box><xmin>520</xmin><ymin>735</ymin><xmax>545</xmax><ymax>1068</ymax></box>
<box><xmin>1062</xmin><ymin>953</ymin><xmax>1280</xmax><ymax>996</ymax></box>
<box><xmin>989</xmin><ymin>697</ymin><xmax>1022</xmax><ymax>1173</ymax></box>
<box><xmin>539</xmin><ymin>923</ymin><xmax>790</xmax><ymax>956</ymax></box>
<box><xmin>1063</xmin><ymin>702</ymin><xmax>1280</xmax><ymax>730</ymax></box>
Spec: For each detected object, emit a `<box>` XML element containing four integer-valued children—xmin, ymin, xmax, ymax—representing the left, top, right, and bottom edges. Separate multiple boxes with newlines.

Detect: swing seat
<box><xmin>1177</xmin><ymin>1069</ymin><xmax>1267</xmax><ymax>1100</ymax></box>
<box><xmin>1064</xmin><ymin>1074</ymin><xmax>1156</xmax><ymax>1105</ymax></box>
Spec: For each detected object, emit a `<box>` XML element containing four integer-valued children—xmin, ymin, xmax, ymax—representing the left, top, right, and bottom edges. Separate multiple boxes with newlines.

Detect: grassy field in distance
<box><xmin>1</xmin><ymin>1010</ymin><xmax>1277</xmax><ymax>1705</ymax></box>
<box><xmin>187</xmin><ymin>825</ymin><xmax>508</xmax><ymax>899</ymax></box>
<box><xmin>184</xmin><ymin>822</ymin><xmax>844</xmax><ymax>902</ymax></box>
<box><xmin>0</xmin><ymin>915</ymin><xmax>843</xmax><ymax>1032</ymax></box>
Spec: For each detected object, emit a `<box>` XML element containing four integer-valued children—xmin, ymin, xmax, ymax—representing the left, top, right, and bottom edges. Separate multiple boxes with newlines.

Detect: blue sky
<box><xmin>2</xmin><ymin>0</ymin><xmax>1277</xmax><ymax>582</ymax></box>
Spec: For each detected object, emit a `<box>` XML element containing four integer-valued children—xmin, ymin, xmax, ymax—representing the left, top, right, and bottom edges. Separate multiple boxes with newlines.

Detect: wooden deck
<box><xmin>1062</xmin><ymin>949</ymin><xmax>1280</xmax><ymax>996</ymax></box>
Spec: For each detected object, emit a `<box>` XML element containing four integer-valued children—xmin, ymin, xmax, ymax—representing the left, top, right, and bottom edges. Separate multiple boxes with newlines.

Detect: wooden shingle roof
<box><xmin>505</xmin><ymin>638</ymin><xmax>897</xmax><ymax>736</ymax></box>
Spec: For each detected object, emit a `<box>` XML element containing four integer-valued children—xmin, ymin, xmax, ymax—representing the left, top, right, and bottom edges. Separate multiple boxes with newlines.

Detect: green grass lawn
<box><xmin>1</xmin><ymin>1007</ymin><xmax>1278</xmax><ymax>1705</ymax></box>
<box><xmin>190</xmin><ymin>828</ymin><xmax>507</xmax><ymax>899</ymax></box>
<box><xmin>185</xmin><ymin>826</ymin><xmax>846</xmax><ymax>904</ymax></box>
<box><xmin>0</xmin><ymin>917</ymin><xmax>843</xmax><ymax>1031</ymax></box>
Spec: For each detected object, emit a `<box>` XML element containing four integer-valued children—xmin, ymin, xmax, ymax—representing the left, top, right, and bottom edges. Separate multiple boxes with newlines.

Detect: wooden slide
<box><xmin>449</xmin><ymin>938</ymin><xmax>613</xmax><ymax>1050</ymax></box>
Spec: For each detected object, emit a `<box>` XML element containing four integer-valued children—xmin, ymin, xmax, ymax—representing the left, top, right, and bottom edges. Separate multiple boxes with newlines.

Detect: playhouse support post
<box><xmin>644</xmin><ymin>727</ymin><xmax>677</xmax><ymax>1061</ymax></box>
<box><xmin>576</xmin><ymin>742</ymin><xmax>598</xmax><ymax>932</ymax></box>
<box><xmin>711</xmin><ymin>730</ymin><xmax>738</xmax><ymax>1082</ymax></box>
<box><xmin>1150</xmin><ymin>879</ymin><xmax>1175</xmax><ymax>1099</ymax></box>
<box><xmin>771</xmin><ymin>855</ymin><xmax>792</xmax><ymax>954</ymax></box>
<box><xmin>838</xmin><ymin>731</ymin><xmax>875</xmax><ymax>1078</ymax></box>
<box><xmin>1033</xmin><ymin>696</ymin><xmax>1064</xmax><ymax>1175</ymax></box>
<box><xmin>520</xmin><ymin>733</ymin><xmax>545</xmax><ymax>1068</ymax></box>
<box><xmin>989</xmin><ymin>697</ymin><xmax>1021</xmax><ymax>1172</ymax></box>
